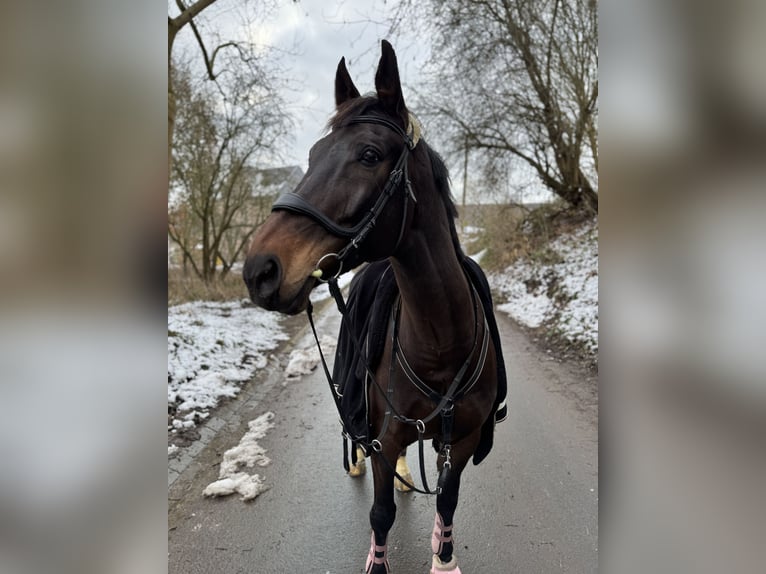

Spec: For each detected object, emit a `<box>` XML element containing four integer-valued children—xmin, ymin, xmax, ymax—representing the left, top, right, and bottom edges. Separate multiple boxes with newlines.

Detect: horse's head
<box><xmin>244</xmin><ymin>40</ymin><xmax>419</xmax><ymax>314</ymax></box>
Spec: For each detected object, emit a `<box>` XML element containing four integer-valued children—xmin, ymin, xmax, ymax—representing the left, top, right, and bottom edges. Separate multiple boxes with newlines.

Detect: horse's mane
<box><xmin>328</xmin><ymin>96</ymin><xmax>464</xmax><ymax>258</ymax></box>
<box><xmin>425</xmin><ymin>144</ymin><xmax>464</xmax><ymax>258</ymax></box>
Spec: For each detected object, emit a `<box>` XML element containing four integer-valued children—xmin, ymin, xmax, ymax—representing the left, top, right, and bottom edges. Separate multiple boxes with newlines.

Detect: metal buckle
<box><xmin>443</xmin><ymin>444</ymin><xmax>452</xmax><ymax>470</ymax></box>
<box><xmin>313</xmin><ymin>252</ymin><xmax>343</xmax><ymax>283</ymax></box>
<box><xmin>371</xmin><ymin>439</ymin><xmax>382</xmax><ymax>453</ymax></box>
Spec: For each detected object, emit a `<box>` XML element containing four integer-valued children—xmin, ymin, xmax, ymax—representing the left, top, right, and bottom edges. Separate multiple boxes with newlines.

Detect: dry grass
<box><xmin>470</xmin><ymin>201</ymin><xmax>592</xmax><ymax>271</ymax></box>
<box><xmin>168</xmin><ymin>268</ymin><xmax>248</xmax><ymax>305</ymax></box>
<box><xmin>168</xmin><ymin>203</ymin><xmax>592</xmax><ymax>303</ymax></box>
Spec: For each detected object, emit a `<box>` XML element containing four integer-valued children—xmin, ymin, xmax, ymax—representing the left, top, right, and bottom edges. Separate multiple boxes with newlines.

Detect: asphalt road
<box><xmin>168</xmin><ymin>303</ymin><xmax>598</xmax><ymax>574</ymax></box>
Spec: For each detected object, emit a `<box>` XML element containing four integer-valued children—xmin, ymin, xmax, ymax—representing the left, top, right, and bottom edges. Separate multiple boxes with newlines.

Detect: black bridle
<box><xmin>270</xmin><ymin>115</ymin><xmax>417</xmax><ymax>277</ymax></box>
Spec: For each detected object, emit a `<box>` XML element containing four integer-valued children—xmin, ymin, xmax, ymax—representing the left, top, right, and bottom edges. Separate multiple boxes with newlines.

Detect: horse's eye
<box><xmin>360</xmin><ymin>148</ymin><xmax>381</xmax><ymax>166</ymax></box>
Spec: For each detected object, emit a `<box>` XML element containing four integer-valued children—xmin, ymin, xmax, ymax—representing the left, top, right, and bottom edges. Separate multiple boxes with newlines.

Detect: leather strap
<box><xmin>270</xmin><ymin>193</ymin><xmax>364</xmax><ymax>238</ymax></box>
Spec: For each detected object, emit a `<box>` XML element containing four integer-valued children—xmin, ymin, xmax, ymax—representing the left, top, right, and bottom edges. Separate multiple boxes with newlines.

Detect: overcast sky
<box><xmin>173</xmin><ymin>0</ymin><xmax>553</xmax><ymax>203</ymax></box>
<box><xmin>242</xmin><ymin>0</ymin><xmax>426</xmax><ymax>171</ymax></box>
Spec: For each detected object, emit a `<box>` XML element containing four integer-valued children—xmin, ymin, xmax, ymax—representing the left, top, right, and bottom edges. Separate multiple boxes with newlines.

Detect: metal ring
<box><xmin>314</xmin><ymin>252</ymin><xmax>343</xmax><ymax>283</ymax></box>
<box><xmin>371</xmin><ymin>439</ymin><xmax>382</xmax><ymax>453</ymax></box>
<box><xmin>415</xmin><ymin>420</ymin><xmax>426</xmax><ymax>434</ymax></box>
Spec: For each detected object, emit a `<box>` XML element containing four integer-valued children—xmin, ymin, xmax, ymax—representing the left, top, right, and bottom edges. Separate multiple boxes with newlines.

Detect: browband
<box><xmin>347</xmin><ymin>115</ymin><xmax>416</xmax><ymax>150</ymax></box>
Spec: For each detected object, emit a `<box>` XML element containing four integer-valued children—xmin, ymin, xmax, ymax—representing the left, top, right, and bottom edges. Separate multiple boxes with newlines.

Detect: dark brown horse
<box><xmin>243</xmin><ymin>40</ymin><xmax>504</xmax><ymax>574</ymax></box>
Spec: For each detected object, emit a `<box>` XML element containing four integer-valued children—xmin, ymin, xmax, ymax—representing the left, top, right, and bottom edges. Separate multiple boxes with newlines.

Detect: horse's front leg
<box><xmin>430</xmin><ymin>430</ymin><xmax>480</xmax><ymax>574</ymax></box>
<box><xmin>431</xmin><ymin>466</ymin><xmax>462</xmax><ymax>574</ymax></box>
<box><xmin>365</xmin><ymin>443</ymin><xmax>399</xmax><ymax>574</ymax></box>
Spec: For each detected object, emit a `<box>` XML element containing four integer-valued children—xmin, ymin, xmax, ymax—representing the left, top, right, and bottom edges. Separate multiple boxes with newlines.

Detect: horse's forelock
<box><xmin>326</xmin><ymin>95</ymin><xmax>380</xmax><ymax>132</ymax></box>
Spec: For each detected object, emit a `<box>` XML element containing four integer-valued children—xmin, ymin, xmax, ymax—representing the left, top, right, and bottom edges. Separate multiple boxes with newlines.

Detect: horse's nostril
<box><xmin>243</xmin><ymin>254</ymin><xmax>283</xmax><ymax>302</ymax></box>
<box><xmin>256</xmin><ymin>259</ymin><xmax>279</xmax><ymax>296</ymax></box>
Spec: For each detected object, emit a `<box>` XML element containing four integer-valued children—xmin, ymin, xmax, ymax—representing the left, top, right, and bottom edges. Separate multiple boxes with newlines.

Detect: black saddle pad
<box><xmin>332</xmin><ymin>258</ymin><xmax>507</xmax><ymax>464</ymax></box>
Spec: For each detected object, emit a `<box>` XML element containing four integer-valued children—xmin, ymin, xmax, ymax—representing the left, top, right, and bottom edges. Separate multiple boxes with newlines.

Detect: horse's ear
<box><xmin>335</xmin><ymin>57</ymin><xmax>360</xmax><ymax>107</ymax></box>
<box><xmin>375</xmin><ymin>40</ymin><xmax>407</xmax><ymax>126</ymax></box>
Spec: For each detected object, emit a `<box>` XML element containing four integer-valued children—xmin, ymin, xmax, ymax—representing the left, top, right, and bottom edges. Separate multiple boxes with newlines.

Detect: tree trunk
<box><xmin>558</xmin><ymin>185</ymin><xmax>598</xmax><ymax>214</ymax></box>
<box><xmin>168</xmin><ymin>23</ymin><xmax>179</xmax><ymax>186</ymax></box>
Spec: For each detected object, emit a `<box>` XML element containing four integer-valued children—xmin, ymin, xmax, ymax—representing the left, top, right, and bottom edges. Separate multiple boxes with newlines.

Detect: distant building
<box><xmin>247</xmin><ymin>165</ymin><xmax>304</xmax><ymax>200</ymax></box>
<box><xmin>239</xmin><ymin>164</ymin><xmax>305</xmax><ymax>228</ymax></box>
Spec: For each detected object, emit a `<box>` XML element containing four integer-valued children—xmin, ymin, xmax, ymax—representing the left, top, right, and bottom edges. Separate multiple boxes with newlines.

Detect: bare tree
<box><xmin>391</xmin><ymin>0</ymin><xmax>598</xmax><ymax>212</ymax></box>
<box><xmin>167</xmin><ymin>0</ymin><xmax>288</xmax><ymax>177</ymax></box>
<box><xmin>168</xmin><ymin>63</ymin><xmax>291</xmax><ymax>282</ymax></box>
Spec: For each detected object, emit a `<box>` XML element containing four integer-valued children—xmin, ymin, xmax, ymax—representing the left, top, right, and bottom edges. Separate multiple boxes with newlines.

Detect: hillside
<box><xmin>469</xmin><ymin>215</ymin><xmax>598</xmax><ymax>369</ymax></box>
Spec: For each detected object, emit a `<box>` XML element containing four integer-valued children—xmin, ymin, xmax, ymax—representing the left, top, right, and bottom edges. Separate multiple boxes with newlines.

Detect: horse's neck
<box><xmin>389</xmin><ymin>209</ymin><xmax>474</xmax><ymax>358</ymax></box>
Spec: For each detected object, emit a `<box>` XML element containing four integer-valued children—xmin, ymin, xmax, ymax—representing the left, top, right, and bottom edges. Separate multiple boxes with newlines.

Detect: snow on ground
<box><xmin>488</xmin><ymin>220</ymin><xmax>598</xmax><ymax>360</ymax></box>
<box><xmin>203</xmin><ymin>411</ymin><xmax>275</xmax><ymax>501</ymax></box>
<box><xmin>201</xmin><ymin>303</ymin><xmax>338</xmax><ymax>501</ymax></box>
<box><xmin>308</xmin><ymin>271</ymin><xmax>355</xmax><ymax>303</ymax></box>
<box><xmin>168</xmin><ymin>300</ymin><xmax>289</xmax><ymax>434</ymax></box>
<box><xmin>284</xmin><ymin>334</ymin><xmax>337</xmax><ymax>381</ymax></box>
<box><xmin>168</xmin><ymin>271</ymin><xmax>351</xmax><ymax>455</ymax></box>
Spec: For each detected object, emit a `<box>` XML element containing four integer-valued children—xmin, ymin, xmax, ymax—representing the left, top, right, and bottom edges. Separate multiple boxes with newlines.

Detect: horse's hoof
<box><xmin>394</xmin><ymin>475</ymin><xmax>413</xmax><ymax>492</ymax></box>
<box><xmin>365</xmin><ymin>559</ymin><xmax>391</xmax><ymax>574</ymax></box>
<box><xmin>430</xmin><ymin>554</ymin><xmax>461</xmax><ymax>574</ymax></box>
<box><xmin>394</xmin><ymin>457</ymin><xmax>413</xmax><ymax>492</ymax></box>
<box><xmin>349</xmin><ymin>446</ymin><xmax>367</xmax><ymax>477</ymax></box>
<box><xmin>348</xmin><ymin>457</ymin><xmax>366</xmax><ymax>477</ymax></box>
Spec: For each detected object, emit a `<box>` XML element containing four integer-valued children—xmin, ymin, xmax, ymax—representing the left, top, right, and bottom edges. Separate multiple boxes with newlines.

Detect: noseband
<box><xmin>270</xmin><ymin>115</ymin><xmax>419</xmax><ymax>274</ymax></box>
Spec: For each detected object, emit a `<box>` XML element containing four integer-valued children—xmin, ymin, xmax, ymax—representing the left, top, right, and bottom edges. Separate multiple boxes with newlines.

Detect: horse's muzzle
<box><xmin>243</xmin><ymin>253</ymin><xmax>283</xmax><ymax>309</ymax></box>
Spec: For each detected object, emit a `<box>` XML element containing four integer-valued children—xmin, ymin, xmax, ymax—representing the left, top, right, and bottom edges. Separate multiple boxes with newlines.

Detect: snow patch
<box><xmin>309</xmin><ymin>271</ymin><xmax>355</xmax><ymax>303</ymax></box>
<box><xmin>497</xmin><ymin>294</ymin><xmax>552</xmax><ymax>329</ymax></box>
<box><xmin>168</xmin><ymin>300</ymin><xmax>288</xmax><ymax>431</ymax></box>
<box><xmin>203</xmin><ymin>412</ymin><xmax>275</xmax><ymax>502</ymax></box>
<box><xmin>490</xmin><ymin>220</ymin><xmax>598</xmax><ymax>359</ymax></box>
<box><xmin>203</xmin><ymin>473</ymin><xmax>267</xmax><ymax>502</ymax></box>
<box><xmin>284</xmin><ymin>335</ymin><xmax>337</xmax><ymax>380</ymax></box>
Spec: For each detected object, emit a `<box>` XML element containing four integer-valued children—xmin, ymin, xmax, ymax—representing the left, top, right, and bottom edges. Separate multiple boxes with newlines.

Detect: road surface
<box><xmin>168</xmin><ymin>303</ymin><xmax>598</xmax><ymax>573</ymax></box>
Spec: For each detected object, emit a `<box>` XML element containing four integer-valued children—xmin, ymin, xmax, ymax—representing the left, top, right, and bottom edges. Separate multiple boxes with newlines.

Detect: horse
<box><xmin>243</xmin><ymin>40</ymin><xmax>505</xmax><ymax>574</ymax></box>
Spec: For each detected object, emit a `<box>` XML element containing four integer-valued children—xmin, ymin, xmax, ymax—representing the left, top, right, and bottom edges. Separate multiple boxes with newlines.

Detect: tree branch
<box><xmin>169</xmin><ymin>0</ymin><xmax>218</xmax><ymax>32</ymax></box>
<box><xmin>176</xmin><ymin>0</ymin><xmax>242</xmax><ymax>83</ymax></box>
<box><xmin>168</xmin><ymin>223</ymin><xmax>203</xmax><ymax>279</ymax></box>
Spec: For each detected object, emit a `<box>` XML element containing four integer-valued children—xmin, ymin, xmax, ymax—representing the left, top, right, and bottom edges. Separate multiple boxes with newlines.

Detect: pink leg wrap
<box><xmin>365</xmin><ymin>530</ymin><xmax>390</xmax><ymax>573</ymax></box>
<box><xmin>431</xmin><ymin>512</ymin><xmax>454</xmax><ymax>555</ymax></box>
